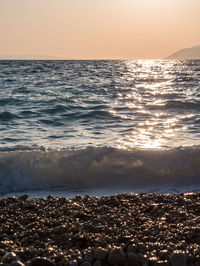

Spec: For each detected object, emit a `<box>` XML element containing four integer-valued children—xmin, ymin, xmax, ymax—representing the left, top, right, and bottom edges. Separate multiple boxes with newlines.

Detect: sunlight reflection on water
<box><xmin>0</xmin><ymin>60</ymin><xmax>200</xmax><ymax>150</ymax></box>
<box><xmin>113</xmin><ymin>60</ymin><xmax>193</xmax><ymax>149</ymax></box>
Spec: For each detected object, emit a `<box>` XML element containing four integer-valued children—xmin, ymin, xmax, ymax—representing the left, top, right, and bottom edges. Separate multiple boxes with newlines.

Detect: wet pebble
<box><xmin>18</xmin><ymin>194</ymin><xmax>29</xmax><ymax>201</ymax></box>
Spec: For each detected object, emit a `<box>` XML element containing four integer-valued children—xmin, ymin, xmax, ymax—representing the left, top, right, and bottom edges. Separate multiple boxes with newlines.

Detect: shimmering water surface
<box><xmin>1</xmin><ymin>60</ymin><xmax>200</xmax><ymax>195</ymax></box>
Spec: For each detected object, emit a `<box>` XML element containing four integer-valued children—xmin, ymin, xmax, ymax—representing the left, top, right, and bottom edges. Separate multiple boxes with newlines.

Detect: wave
<box><xmin>0</xmin><ymin>111</ymin><xmax>19</xmax><ymax>121</ymax></box>
<box><xmin>1</xmin><ymin>146</ymin><xmax>200</xmax><ymax>194</ymax></box>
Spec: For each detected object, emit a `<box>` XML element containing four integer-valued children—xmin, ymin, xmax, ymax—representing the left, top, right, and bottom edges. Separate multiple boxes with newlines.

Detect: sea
<box><xmin>1</xmin><ymin>59</ymin><xmax>200</xmax><ymax>198</ymax></box>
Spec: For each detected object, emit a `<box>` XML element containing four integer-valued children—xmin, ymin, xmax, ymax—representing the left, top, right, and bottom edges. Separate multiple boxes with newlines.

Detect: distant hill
<box><xmin>0</xmin><ymin>54</ymin><xmax>61</xmax><ymax>60</ymax></box>
<box><xmin>167</xmin><ymin>45</ymin><xmax>200</xmax><ymax>60</ymax></box>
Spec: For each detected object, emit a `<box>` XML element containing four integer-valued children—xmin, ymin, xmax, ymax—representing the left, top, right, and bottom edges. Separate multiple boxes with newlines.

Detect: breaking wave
<box><xmin>1</xmin><ymin>146</ymin><xmax>200</xmax><ymax>194</ymax></box>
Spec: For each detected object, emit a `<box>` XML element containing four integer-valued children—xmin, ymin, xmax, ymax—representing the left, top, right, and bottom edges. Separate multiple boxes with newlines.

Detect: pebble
<box><xmin>80</xmin><ymin>262</ymin><xmax>92</xmax><ymax>266</ymax></box>
<box><xmin>1</xmin><ymin>193</ymin><xmax>200</xmax><ymax>265</ymax></box>
<box><xmin>94</xmin><ymin>248</ymin><xmax>108</xmax><ymax>261</ymax></box>
<box><xmin>154</xmin><ymin>261</ymin><xmax>170</xmax><ymax>266</ymax></box>
<box><xmin>84</xmin><ymin>252</ymin><xmax>94</xmax><ymax>263</ymax></box>
<box><xmin>54</xmin><ymin>224</ymin><xmax>67</xmax><ymax>233</ymax></box>
<box><xmin>10</xmin><ymin>261</ymin><xmax>25</xmax><ymax>266</ymax></box>
<box><xmin>126</xmin><ymin>244</ymin><xmax>137</xmax><ymax>253</ymax></box>
<box><xmin>93</xmin><ymin>260</ymin><xmax>102</xmax><ymax>266</ymax></box>
<box><xmin>2</xmin><ymin>252</ymin><xmax>18</xmax><ymax>263</ymax></box>
<box><xmin>30</xmin><ymin>257</ymin><xmax>56</xmax><ymax>266</ymax></box>
<box><xmin>107</xmin><ymin>248</ymin><xmax>126</xmax><ymax>265</ymax></box>
<box><xmin>127</xmin><ymin>252</ymin><xmax>140</xmax><ymax>266</ymax></box>
<box><xmin>169</xmin><ymin>252</ymin><xmax>187</xmax><ymax>266</ymax></box>
<box><xmin>18</xmin><ymin>194</ymin><xmax>29</xmax><ymax>201</ymax></box>
<box><xmin>68</xmin><ymin>260</ymin><xmax>78</xmax><ymax>266</ymax></box>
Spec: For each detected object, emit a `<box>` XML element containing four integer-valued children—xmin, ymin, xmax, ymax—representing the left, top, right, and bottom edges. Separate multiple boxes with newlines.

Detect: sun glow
<box><xmin>134</xmin><ymin>0</ymin><xmax>172</xmax><ymax>9</ymax></box>
<box><xmin>0</xmin><ymin>0</ymin><xmax>200</xmax><ymax>59</ymax></box>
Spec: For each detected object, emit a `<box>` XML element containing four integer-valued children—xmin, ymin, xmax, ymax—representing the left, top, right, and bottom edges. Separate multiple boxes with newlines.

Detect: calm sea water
<box><xmin>1</xmin><ymin>60</ymin><xmax>200</xmax><ymax>196</ymax></box>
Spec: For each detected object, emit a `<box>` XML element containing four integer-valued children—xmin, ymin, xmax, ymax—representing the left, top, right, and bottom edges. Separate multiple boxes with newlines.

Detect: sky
<box><xmin>0</xmin><ymin>0</ymin><xmax>200</xmax><ymax>59</ymax></box>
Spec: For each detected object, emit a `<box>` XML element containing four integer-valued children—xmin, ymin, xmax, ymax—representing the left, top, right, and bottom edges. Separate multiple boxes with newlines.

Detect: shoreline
<box><xmin>0</xmin><ymin>193</ymin><xmax>200</xmax><ymax>265</ymax></box>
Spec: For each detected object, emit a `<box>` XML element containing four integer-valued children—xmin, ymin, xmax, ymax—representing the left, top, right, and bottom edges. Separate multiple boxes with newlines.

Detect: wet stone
<box><xmin>47</xmin><ymin>195</ymin><xmax>54</xmax><ymax>200</ymax></box>
<box><xmin>18</xmin><ymin>194</ymin><xmax>29</xmax><ymax>201</ymax></box>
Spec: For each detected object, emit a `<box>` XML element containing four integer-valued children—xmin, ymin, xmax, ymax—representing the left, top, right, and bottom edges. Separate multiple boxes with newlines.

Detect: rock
<box><xmin>0</xmin><ymin>249</ymin><xmax>4</xmax><ymax>256</ymax></box>
<box><xmin>170</xmin><ymin>252</ymin><xmax>187</xmax><ymax>266</ymax></box>
<box><xmin>127</xmin><ymin>252</ymin><xmax>140</xmax><ymax>266</ymax></box>
<box><xmin>80</xmin><ymin>262</ymin><xmax>92</xmax><ymax>266</ymax></box>
<box><xmin>93</xmin><ymin>260</ymin><xmax>102</xmax><ymax>266</ymax></box>
<box><xmin>158</xmin><ymin>250</ymin><xmax>169</xmax><ymax>260</ymax></box>
<box><xmin>94</xmin><ymin>248</ymin><xmax>108</xmax><ymax>261</ymax></box>
<box><xmin>10</xmin><ymin>261</ymin><xmax>25</xmax><ymax>266</ymax></box>
<box><xmin>84</xmin><ymin>251</ymin><xmax>94</xmax><ymax>263</ymax></box>
<box><xmin>23</xmin><ymin>201</ymin><xmax>35</xmax><ymax>209</ymax></box>
<box><xmin>127</xmin><ymin>244</ymin><xmax>137</xmax><ymax>253</ymax></box>
<box><xmin>55</xmin><ymin>253</ymin><xmax>65</xmax><ymax>262</ymax></box>
<box><xmin>68</xmin><ymin>260</ymin><xmax>78</xmax><ymax>266</ymax></box>
<box><xmin>47</xmin><ymin>195</ymin><xmax>54</xmax><ymax>200</ymax></box>
<box><xmin>2</xmin><ymin>252</ymin><xmax>19</xmax><ymax>263</ymax></box>
<box><xmin>18</xmin><ymin>194</ymin><xmax>29</xmax><ymax>201</ymax></box>
<box><xmin>55</xmin><ymin>224</ymin><xmax>67</xmax><ymax>233</ymax></box>
<box><xmin>30</xmin><ymin>257</ymin><xmax>56</xmax><ymax>266</ymax></box>
<box><xmin>107</xmin><ymin>248</ymin><xmax>126</xmax><ymax>265</ymax></box>
<box><xmin>154</xmin><ymin>261</ymin><xmax>170</xmax><ymax>266</ymax></box>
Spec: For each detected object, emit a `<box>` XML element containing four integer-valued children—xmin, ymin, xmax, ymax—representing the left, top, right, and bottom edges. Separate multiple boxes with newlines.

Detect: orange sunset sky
<box><xmin>0</xmin><ymin>0</ymin><xmax>200</xmax><ymax>59</ymax></box>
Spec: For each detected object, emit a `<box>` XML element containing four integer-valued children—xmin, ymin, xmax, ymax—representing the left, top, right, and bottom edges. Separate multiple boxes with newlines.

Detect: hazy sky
<box><xmin>0</xmin><ymin>0</ymin><xmax>200</xmax><ymax>59</ymax></box>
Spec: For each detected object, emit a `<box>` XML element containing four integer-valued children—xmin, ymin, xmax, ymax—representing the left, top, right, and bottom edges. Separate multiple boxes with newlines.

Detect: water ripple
<box><xmin>0</xmin><ymin>60</ymin><xmax>200</xmax><ymax>150</ymax></box>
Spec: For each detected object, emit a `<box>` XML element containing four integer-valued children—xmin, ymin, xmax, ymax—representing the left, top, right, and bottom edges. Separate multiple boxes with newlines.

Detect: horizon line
<box><xmin>0</xmin><ymin>58</ymin><xmax>197</xmax><ymax>61</ymax></box>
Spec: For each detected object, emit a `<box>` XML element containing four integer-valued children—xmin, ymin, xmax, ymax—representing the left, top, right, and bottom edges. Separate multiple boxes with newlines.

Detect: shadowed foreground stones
<box><xmin>127</xmin><ymin>252</ymin><xmax>140</xmax><ymax>266</ymax></box>
<box><xmin>10</xmin><ymin>261</ymin><xmax>25</xmax><ymax>266</ymax></box>
<box><xmin>1</xmin><ymin>193</ymin><xmax>200</xmax><ymax>265</ymax></box>
<box><xmin>2</xmin><ymin>252</ymin><xmax>19</xmax><ymax>263</ymax></box>
<box><xmin>107</xmin><ymin>248</ymin><xmax>126</xmax><ymax>265</ymax></box>
<box><xmin>94</xmin><ymin>248</ymin><xmax>108</xmax><ymax>261</ymax></box>
<box><xmin>30</xmin><ymin>257</ymin><xmax>56</xmax><ymax>266</ymax></box>
<box><xmin>170</xmin><ymin>252</ymin><xmax>187</xmax><ymax>266</ymax></box>
<box><xmin>80</xmin><ymin>262</ymin><xmax>91</xmax><ymax>266</ymax></box>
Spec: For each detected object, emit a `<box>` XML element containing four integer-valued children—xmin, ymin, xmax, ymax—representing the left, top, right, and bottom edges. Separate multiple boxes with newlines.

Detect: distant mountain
<box><xmin>167</xmin><ymin>45</ymin><xmax>200</xmax><ymax>60</ymax></box>
<box><xmin>0</xmin><ymin>54</ymin><xmax>61</xmax><ymax>60</ymax></box>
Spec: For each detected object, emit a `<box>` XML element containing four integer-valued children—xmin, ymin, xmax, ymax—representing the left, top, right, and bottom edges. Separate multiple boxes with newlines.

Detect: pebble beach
<box><xmin>1</xmin><ymin>193</ymin><xmax>200</xmax><ymax>266</ymax></box>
